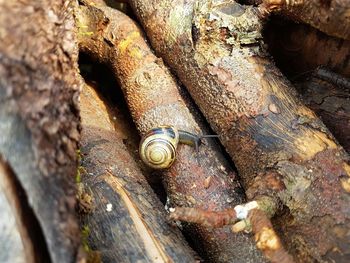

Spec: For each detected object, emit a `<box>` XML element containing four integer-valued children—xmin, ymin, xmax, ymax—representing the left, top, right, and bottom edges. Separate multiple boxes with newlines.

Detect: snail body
<box><xmin>139</xmin><ymin>126</ymin><xmax>218</xmax><ymax>169</ymax></box>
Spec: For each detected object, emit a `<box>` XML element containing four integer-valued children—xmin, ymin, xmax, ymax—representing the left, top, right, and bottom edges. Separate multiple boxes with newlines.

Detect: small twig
<box><xmin>169</xmin><ymin>207</ymin><xmax>237</xmax><ymax>228</ymax></box>
<box><xmin>170</xmin><ymin>200</ymin><xmax>295</xmax><ymax>263</ymax></box>
<box><xmin>249</xmin><ymin>209</ymin><xmax>294</xmax><ymax>263</ymax></box>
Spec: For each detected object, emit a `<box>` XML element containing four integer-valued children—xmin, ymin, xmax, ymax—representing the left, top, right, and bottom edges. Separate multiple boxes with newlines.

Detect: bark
<box><xmin>77</xmin><ymin>4</ymin><xmax>267</xmax><ymax>262</ymax></box>
<box><xmin>296</xmin><ymin>74</ymin><xmax>350</xmax><ymax>153</ymax></box>
<box><xmin>0</xmin><ymin>160</ymin><xmax>29</xmax><ymax>263</ymax></box>
<box><xmin>78</xmin><ymin>82</ymin><xmax>197</xmax><ymax>262</ymax></box>
<box><xmin>264</xmin><ymin>21</ymin><xmax>350</xmax><ymax>78</ymax></box>
<box><xmin>0</xmin><ymin>1</ymin><xmax>81</xmax><ymax>262</ymax></box>
<box><xmin>258</xmin><ymin>0</ymin><xmax>350</xmax><ymax>40</ymax></box>
<box><xmin>128</xmin><ymin>0</ymin><xmax>350</xmax><ymax>262</ymax></box>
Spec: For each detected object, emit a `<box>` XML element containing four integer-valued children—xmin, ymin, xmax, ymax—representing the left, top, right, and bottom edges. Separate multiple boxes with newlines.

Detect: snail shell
<box><xmin>139</xmin><ymin>126</ymin><xmax>179</xmax><ymax>169</ymax></box>
<box><xmin>140</xmin><ymin>126</ymin><xmax>217</xmax><ymax>169</ymax></box>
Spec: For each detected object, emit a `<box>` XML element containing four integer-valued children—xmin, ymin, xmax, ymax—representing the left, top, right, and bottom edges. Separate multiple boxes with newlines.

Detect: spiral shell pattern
<box><xmin>139</xmin><ymin>126</ymin><xmax>179</xmax><ymax>169</ymax></box>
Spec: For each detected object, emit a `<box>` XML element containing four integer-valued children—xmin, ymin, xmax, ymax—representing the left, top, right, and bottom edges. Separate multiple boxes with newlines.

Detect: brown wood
<box><xmin>258</xmin><ymin>0</ymin><xmax>350</xmax><ymax>40</ymax></box>
<box><xmin>77</xmin><ymin>4</ymin><xmax>267</xmax><ymax>262</ymax></box>
<box><xmin>296</xmin><ymin>74</ymin><xmax>350</xmax><ymax>153</ymax></box>
<box><xmin>128</xmin><ymin>0</ymin><xmax>350</xmax><ymax>262</ymax></box>
<box><xmin>78</xmin><ymin>82</ymin><xmax>197</xmax><ymax>263</ymax></box>
<box><xmin>264</xmin><ymin>21</ymin><xmax>350</xmax><ymax>78</ymax></box>
<box><xmin>0</xmin><ymin>1</ymin><xmax>82</xmax><ymax>262</ymax></box>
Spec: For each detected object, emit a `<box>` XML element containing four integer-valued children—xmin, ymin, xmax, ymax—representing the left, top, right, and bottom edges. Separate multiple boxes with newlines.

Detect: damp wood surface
<box><xmin>78</xmin><ymin>82</ymin><xmax>196</xmax><ymax>263</ymax></box>
<box><xmin>77</xmin><ymin>3</ymin><xmax>267</xmax><ymax>262</ymax></box>
<box><xmin>128</xmin><ymin>0</ymin><xmax>350</xmax><ymax>262</ymax></box>
<box><xmin>0</xmin><ymin>1</ymin><xmax>349</xmax><ymax>263</ymax></box>
<box><xmin>296</xmin><ymin>76</ymin><xmax>350</xmax><ymax>153</ymax></box>
<box><xmin>0</xmin><ymin>1</ymin><xmax>81</xmax><ymax>262</ymax></box>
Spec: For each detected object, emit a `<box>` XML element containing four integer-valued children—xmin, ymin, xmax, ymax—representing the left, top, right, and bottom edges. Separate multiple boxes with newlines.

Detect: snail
<box><xmin>139</xmin><ymin>125</ymin><xmax>218</xmax><ymax>169</ymax></box>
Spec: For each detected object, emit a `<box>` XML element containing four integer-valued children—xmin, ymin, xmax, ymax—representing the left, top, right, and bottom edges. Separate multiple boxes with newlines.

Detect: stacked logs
<box><xmin>77</xmin><ymin>4</ymin><xmax>266</xmax><ymax>262</ymax></box>
<box><xmin>126</xmin><ymin>1</ymin><xmax>350</xmax><ymax>262</ymax></box>
<box><xmin>78</xmin><ymin>82</ymin><xmax>196</xmax><ymax>262</ymax></box>
<box><xmin>76</xmin><ymin>0</ymin><xmax>350</xmax><ymax>262</ymax></box>
<box><xmin>1</xmin><ymin>0</ymin><xmax>349</xmax><ymax>262</ymax></box>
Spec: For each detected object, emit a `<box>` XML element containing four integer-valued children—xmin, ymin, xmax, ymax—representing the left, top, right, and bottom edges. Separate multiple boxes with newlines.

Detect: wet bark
<box><xmin>78</xmin><ymin>82</ymin><xmax>197</xmax><ymax>262</ymax></box>
<box><xmin>296</xmin><ymin>74</ymin><xmax>350</xmax><ymax>153</ymax></box>
<box><xmin>0</xmin><ymin>1</ymin><xmax>81</xmax><ymax>262</ymax></box>
<box><xmin>128</xmin><ymin>0</ymin><xmax>350</xmax><ymax>262</ymax></box>
<box><xmin>76</xmin><ymin>3</ymin><xmax>267</xmax><ymax>262</ymax></box>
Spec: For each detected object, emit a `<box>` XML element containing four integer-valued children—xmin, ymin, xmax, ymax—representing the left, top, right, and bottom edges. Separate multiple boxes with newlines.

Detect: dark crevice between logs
<box><xmin>0</xmin><ymin>156</ymin><xmax>51</xmax><ymax>263</ymax></box>
<box><xmin>78</xmin><ymin>52</ymin><xmax>167</xmax><ymax>203</ymax></box>
<box><xmin>263</xmin><ymin>17</ymin><xmax>350</xmax><ymax>79</ymax></box>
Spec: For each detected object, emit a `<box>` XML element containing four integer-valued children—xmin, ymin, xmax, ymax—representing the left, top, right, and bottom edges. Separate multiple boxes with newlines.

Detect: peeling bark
<box><xmin>0</xmin><ymin>1</ymin><xmax>81</xmax><ymax>262</ymax></box>
<box><xmin>128</xmin><ymin>0</ymin><xmax>350</xmax><ymax>262</ymax></box>
<box><xmin>78</xmin><ymin>82</ymin><xmax>196</xmax><ymax>262</ymax></box>
<box><xmin>76</xmin><ymin>4</ymin><xmax>267</xmax><ymax>262</ymax></box>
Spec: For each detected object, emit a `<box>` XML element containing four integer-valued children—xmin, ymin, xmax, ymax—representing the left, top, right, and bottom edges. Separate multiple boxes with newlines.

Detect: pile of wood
<box><xmin>0</xmin><ymin>0</ymin><xmax>349</xmax><ymax>262</ymax></box>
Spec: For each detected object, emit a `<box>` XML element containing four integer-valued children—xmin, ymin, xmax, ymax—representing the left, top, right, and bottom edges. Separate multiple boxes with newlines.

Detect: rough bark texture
<box><xmin>281</xmin><ymin>0</ymin><xmax>350</xmax><ymax>40</ymax></box>
<box><xmin>128</xmin><ymin>0</ymin><xmax>350</xmax><ymax>262</ymax></box>
<box><xmin>296</xmin><ymin>75</ymin><xmax>350</xmax><ymax>153</ymax></box>
<box><xmin>0</xmin><ymin>1</ymin><xmax>81</xmax><ymax>262</ymax></box>
<box><xmin>249</xmin><ymin>209</ymin><xmax>294</xmax><ymax>263</ymax></box>
<box><xmin>264</xmin><ymin>20</ymin><xmax>350</xmax><ymax>78</ymax></box>
<box><xmin>258</xmin><ymin>0</ymin><xmax>350</xmax><ymax>40</ymax></box>
<box><xmin>77</xmin><ymin>4</ymin><xmax>266</xmax><ymax>262</ymax></box>
<box><xmin>78</xmin><ymin>82</ymin><xmax>197</xmax><ymax>263</ymax></box>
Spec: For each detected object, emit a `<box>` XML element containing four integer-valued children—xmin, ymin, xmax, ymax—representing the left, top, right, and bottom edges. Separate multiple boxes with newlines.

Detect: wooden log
<box><xmin>257</xmin><ymin>0</ymin><xmax>350</xmax><ymax>40</ymax></box>
<box><xmin>77</xmin><ymin>4</ymin><xmax>267</xmax><ymax>262</ymax></box>
<box><xmin>78</xmin><ymin>82</ymin><xmax>197</xmax><ymax>262</ymax></box>
<box><xmin>296</xmin><ymin>73</ymin><xmax>350</xmax><ymax>153</ymax></box>
<box><xmin>128</xmin><ymin>0</ymin><xmax>350</xmax><ymax>262</ymax></box>
<box><xmin>0</xmin><ymin>1</ymin><xmax>81</xmax><ymax>262</ymax></box>
<box><xmin>264</xmin><ymin>21</ymin><xmax>350</xmax><ymax>78</ymax></box>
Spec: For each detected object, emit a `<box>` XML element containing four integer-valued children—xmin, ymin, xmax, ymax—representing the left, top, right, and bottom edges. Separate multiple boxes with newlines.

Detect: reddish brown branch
<box><xmin>249</xmin><ymin>209</ymin><xmax>294</xmax><ymax>263</ymax></box>
<box><xmin>169</xmin><ymin>207</ymin><xmax>237</xmax><ymax>228</ymax></box>
<box><xmin>169</xmin><ymin>202</ymin><xmax>295</xmax><ymax>263</ymax></box>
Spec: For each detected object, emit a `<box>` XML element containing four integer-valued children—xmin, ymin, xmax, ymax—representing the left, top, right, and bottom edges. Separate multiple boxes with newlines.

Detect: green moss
<box><xmin>76</xmin><ymin>166</ymin><xmax>87</xmax><ymax>184</ymax></box>
<box><xmin>76</xmin><ymin>168</ymin><xmax>82</xmax><ymax>184</ymax></box>
<box><xmin>257</xmin><ymin>196</ymin><xmax>278</xmax><ymax>218</ymax></box>
<box><xmin>81</xmin><ymin>225</ymin><xmax>91</xmax><ymax>252</ymax></box>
